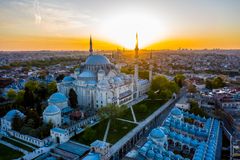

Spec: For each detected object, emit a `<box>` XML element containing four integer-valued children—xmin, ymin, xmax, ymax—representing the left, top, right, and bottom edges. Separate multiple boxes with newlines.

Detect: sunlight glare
<box><xmin>100</xmin><ymin>11</ymin><xmax>166</xmax><ymax>49</ymax></box>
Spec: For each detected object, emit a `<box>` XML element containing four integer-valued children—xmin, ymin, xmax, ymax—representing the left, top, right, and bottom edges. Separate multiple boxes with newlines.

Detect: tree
<box><xmin>189</xmin><ymin>100</ymin><xmax>207</xmax><ymax>117</ymax></box>
<box><xmin>188</xmin><ymin>84</ymin><xmax>197</xmax><ymax>93</ymax></box>
<box><xmin>15</xmin><ymin>90</ymin><xmax>25</xmax><ymax>105</ymax></box>
<box><xmin>174</xmin><ymin>74</ymin><xmax>185</xmax><ymax>88</ymax></box>
<box><xmin>35</xmin><ymin>83</ymin><xmax>47</xmax><ymax>100</ymax></box>
<box><xmin>24</xmin><ymin>87</ymin><xmax>34</xmax><ymax>108</ymax></box>
<box><xmin>12</xmin><ymin>114</ymin><xmax>24</xmax><ymax>131</ymax></box>
<box><xmin>205</xmin><ymin>77</ymin><xmax>225</xmax><ymax>89</ymax></box>
<box><xmin>47</xmin><ymin>81</ymin><xmax>57</xmax><ymax>96</ymax></box>
<box><xmin>25</xmin><ymin>80</ymin><xmax>38</xmax><ymax>92</ymax></box>
<box><xmin>69</xmin><ymin>88</ymin><xmax>78</xmax><ymax>108</ymax></box>
<box><xmin>56</xmin><ymin>74</ymin><xmax>65</xmax><ymax>82</ymax></box>
<box><xmin>7</xmin><ymin>89</ymin><xmax>16</xmax><ymax>100</ymax></box>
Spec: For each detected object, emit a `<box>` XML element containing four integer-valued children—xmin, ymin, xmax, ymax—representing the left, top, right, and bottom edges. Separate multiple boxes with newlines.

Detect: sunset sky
<box><xmin>0</xmin><ymin>0</ymin><xmax>240</xmax><ymax>50</ymax></box>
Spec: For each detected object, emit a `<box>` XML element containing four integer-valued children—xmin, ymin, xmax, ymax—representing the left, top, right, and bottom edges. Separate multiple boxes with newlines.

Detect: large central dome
<box><xmin>85</xmin><ymin>55</ymin><xmax>110</xmax><ymax>65</ymax></box>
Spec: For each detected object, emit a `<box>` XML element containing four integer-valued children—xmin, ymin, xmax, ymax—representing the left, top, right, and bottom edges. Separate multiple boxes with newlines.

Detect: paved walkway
<box><xmin>130</xmin><ymin>106</ymin><xmax>137</xmax><ymax>123</ymax></box>
<box><xmin>116</xmin><ymin>118</ymin><xmax>139</xmax><ymax>125</ymax></box>
<box><xmin>7</xmin><ymin>136</ymin><xmax>37</xmax><ymax>149</ymax></box>
<box><xmin>0</xmin><ymin>139</ymin><xmax>28</xmax><ymax>155</ymax></box>
<box><xmin>19</xmin><ymin>144</ymin><xmax>57</xmax><ymax>160</ymax></box>
<box><xmin>103</xmin><ymin>120</ymin><xmax>111</xmax><ymax>142</ymax></box>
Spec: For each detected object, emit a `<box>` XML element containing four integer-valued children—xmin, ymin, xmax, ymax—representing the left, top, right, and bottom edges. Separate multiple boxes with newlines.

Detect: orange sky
<box><xmin>0</xmin><ymin>0</ymin><xmax>240</xmax><ymax>51</ymax></box>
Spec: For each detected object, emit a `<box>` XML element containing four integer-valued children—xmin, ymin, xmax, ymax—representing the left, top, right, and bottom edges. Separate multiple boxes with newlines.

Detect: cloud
<box><xmin>34</xmin><ymin>0</ymin><xmax>41</xmax><ymax>24</ymax></box>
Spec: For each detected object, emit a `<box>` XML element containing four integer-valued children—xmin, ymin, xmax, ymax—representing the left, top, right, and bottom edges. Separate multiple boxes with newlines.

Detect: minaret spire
<box><xmin>89</xmin><ymin>35</ymin><xmax>93</xmax><ymax>55</ymax></box>
<box><xmin>149</xmin><ymin>50</ymin><xmax>153</xmax><ymax>83</ymax></box>
<box><xmin>134</xmin><ymin>32</ymin><xmax>139</xmax><ymax>98</ymax></box>
<box><xmin>135</xmin><ymin>33</ymin><xmax>139</xmax><ymax>58</ymax></box>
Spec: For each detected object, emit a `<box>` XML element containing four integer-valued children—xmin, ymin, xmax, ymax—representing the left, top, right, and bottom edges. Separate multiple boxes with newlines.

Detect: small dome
<box><xmin>146</xmin><ymin>150</ymin><xmax>155</xmax><ymax>158</ymax></box>
<box><xmin>63</xmin><ymin>76</ymin><xmax>75</xmax><ymax>82</ymax></box>
<box><xmin>171</xmin><ymin>108</ymin><xmax>182</xmax><ymax>116</ymax></box>
<box><xmin>83</xmin><ymin>152</ymin><xmax>100</xmax><ymax>160</ymax></box>
<box><xmin>149</xmin><ymin>128</ymin><xmax>165</xmax><ymax>140</ymax></box>
<box><xmin>79</xmin><ymin>70</ymin><xmax>96</xmax><ymax>78</ymax></box>
<box><xmin>43</xmin><ymin>105</ymin><xmax>60</xmax><ymax>115</ymax></box>
<box><xmin>4</xmin><ymin>109</ymin><xmax>24</xmax><ymax>121</ymax></box>
<box><xmin>85</xmin><ymin>55</ymin><xmax>110</xmax><ymax>65</ymax></box>
<box><xmin>48</xmin><ymin>92</ymin><xmax>67</xmax><ymax>103</ymax></box>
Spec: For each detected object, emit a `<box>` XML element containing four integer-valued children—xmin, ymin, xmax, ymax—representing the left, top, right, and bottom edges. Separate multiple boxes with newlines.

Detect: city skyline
<box><xmin>0</xmin><ymin>0</ymin><xmax>240</xmax><ymax>50</ymax></box>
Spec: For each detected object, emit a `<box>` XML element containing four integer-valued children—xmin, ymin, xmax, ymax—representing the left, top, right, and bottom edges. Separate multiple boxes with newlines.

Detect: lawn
<box><xmin>2</xmin><ymin>137</ymin><xmax>34</xmax><ymax>152</ymax></box>
<box><xmin>0</xmin><ymin>143</ymin><xmax>23</xmax><ymax>160</ymax></box>
<box><xmin>107</xmin><ymin>119</ymin><xmax>136</xmax><ymax>144</ymax></box>
<box><xmin>117</xmin><ymin>108</ymin><xmax>134</xmax><ymax>121</ymax></box>
<box><xmin>71</xmin><ymin>119</ymin><xmax>108</xmax><ymax>146</ymax></box>
<box><xmin>133</xmin><ymin>99</ymin><xmax>166</xmax><ymax>121</ymax></box>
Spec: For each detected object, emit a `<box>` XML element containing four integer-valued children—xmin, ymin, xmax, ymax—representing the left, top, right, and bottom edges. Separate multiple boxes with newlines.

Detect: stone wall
<box><xmin>8</xmin><ymin>130</ymin><xmax>52</xmax><ymax>147</ymax></box>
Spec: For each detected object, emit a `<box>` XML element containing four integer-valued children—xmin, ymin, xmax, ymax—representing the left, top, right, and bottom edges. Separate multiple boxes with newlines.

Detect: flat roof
<box><xmin>57</xmin><ymin>141</ymin><xmax>90</xmax><ymax>156</ymax></box>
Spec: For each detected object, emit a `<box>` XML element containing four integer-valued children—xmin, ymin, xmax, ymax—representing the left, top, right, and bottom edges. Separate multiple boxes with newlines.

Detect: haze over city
<box><xmin>0</xmin><ymin>0</ymin><xmax>240</xmax><ymax>50</ymax></box>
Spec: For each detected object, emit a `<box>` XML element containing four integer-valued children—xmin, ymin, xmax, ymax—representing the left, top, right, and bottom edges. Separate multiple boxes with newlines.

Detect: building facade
<box><xmin>58</xmin><ymin>35</ymin><xmax>150</xmax><ymax>109</ymax></box>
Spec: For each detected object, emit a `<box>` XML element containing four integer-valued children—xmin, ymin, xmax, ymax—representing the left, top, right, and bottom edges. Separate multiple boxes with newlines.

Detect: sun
<box><xmin>99</xmin><ymin>10</ymin><xmax>166</xmax><ymax>49</ymax></box>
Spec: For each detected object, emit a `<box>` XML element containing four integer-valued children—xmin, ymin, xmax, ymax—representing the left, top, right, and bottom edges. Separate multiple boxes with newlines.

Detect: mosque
<box><xmin>126</xmin><ymin>107</ymin><xmax>222</xmax><ymax>160</ymax></box>
<box><xmin>57</xmin><ymin>34</ymin><xmax>150</xmax><ymax>109</ymax></box>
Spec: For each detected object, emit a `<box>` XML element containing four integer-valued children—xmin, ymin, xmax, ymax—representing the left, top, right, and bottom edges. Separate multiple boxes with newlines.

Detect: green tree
<box><xmin>24</xmin><ymin>87</ymin><xmax>34</xmax><ymax>108</ymax></box>
<box><xmin>188</xmin><ymin>84</ymin><xmax>197</xmax><ymax>93</ymax></box>
<box><xmin>174</xmin><ymin>74</ymin><xmax>185</xmax><ymax>88</ymax></box>
<box><xmin>56</xmin><ymin>74</ymin><xmax>65</xmax><ymax>82</ymax></box>
<box><xmin>47</xmin><ymin>81</ymin><xmax>57</xmax><ymax>96</ymax></box>
<box><xmin>12</xmin><ymin>114</ymin><xmax>24</xmax><ymax>131</ymax></box>
<box><xmin>7</xmin><ymin>89</ymin><xmax>16</xmax><ymax>100</ymax></box>
<box><xmin>189</xmin><ymin>100</ymin><xmax>207</xmax><ymax>117</ymax></box>
<box><xmin>25</xmin><ymin>80</ymin><xmax>38</xmax><ymax>92</ymax></box>
<box><xmin>69</xmin><ymin>88</ymin><xmax>78</xmax><ymax>108</ymax></box>
<box><xmin>205</xmin><ymin>77</ymin><xmax>225</xmax><ymax>89</ymax></box>
<box><xmin>15</xmin><ymin>90</ymin><xmax>25</xmax><ymax>105</ymax></box>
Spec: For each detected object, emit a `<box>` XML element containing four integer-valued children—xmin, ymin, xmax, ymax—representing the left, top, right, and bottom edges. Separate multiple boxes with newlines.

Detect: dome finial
<box><xmin>89</xmin><ymin>35</ymin><xmax>93</xmax><ymax>55</ymax></box>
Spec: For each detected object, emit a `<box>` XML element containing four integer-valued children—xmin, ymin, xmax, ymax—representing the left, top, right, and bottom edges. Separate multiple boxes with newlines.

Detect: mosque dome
<box><xmin>43</xmin><ymin>105</ymin><xmax>60</xmax><ymax>115</ymax></box>
<box><xmin>4</xmin><ymin>109</ymin><xmax>24</xmax><ymax>121</ymax></box>
<box><xmin>48</xmin><ymin>92</ymin><xmax>67</xmax><ymax>103</ymax></box>
<box><xmin>62</xmin><ymin>76</ymin><xmax>75</xmax><ymax>82</ymax></box>
<box><xmin>149</xmin><ymin>128</ymin><xmax>166</xmax><ymax>140</ymax></box>
<box><xmin>85</xmin><ymin>55</ymin><xmax>110</xmax><ymax>65</ymax></box>
<box><xmin>171</xmin><ymin>108</ymin><xmax>182</xmax><ymax>116</ymax></box>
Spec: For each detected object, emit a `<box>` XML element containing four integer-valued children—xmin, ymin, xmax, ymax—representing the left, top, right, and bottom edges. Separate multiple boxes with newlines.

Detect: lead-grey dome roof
<box><xmin>85</xmin><ymin>55</ymin><xmax>110</xmax><ymax>65</ymax></box>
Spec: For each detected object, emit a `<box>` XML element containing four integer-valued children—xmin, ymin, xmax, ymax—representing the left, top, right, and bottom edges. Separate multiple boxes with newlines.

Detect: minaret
<box><xmin>149</xmin><ymin>50</ymin><xmax>153</xmax><ymax>83</ymax></box>
<box><xmin>134</xmin><ymin>33</ymin><xmax>139</xmax><ymax>98</ymax></box>
<box><xmin>89</xmin><ymin>35</ymin><xmax>93</xmax><ymax>55</ymax></box>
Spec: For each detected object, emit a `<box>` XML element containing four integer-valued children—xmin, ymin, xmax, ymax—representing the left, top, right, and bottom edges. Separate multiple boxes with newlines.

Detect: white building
<box><xmin>43</xmin><ymin>105</ymin><xmax>62</xmax><ymax>127</ymax></box>
<box><xmin>1</xmin><ymin>110</ymin><xmax>25</xmax><ymax>131</ymax></box>
<box><xmin>50</xmin><ymin>127</ymin><xmax>70</xmax><ymax>144</ymax></box>
<box><xmin>58</xmin><ymin>35</ymin><xmax>150</xmax><ymax>109</ymax></box>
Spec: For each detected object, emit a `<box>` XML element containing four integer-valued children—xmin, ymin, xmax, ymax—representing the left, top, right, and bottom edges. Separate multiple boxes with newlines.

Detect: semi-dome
<box><xmin>85</xmin><ymin>55</ymin><xmax>110</xmax><ymax>65</ymax></box>
<box><xmin>43</xmin><ymin>105</ymin><xmax>60</xmax><ymax>115</ymax></box>
<box><xmin>149</xmin><ymin>128</ymin><xmax>165</xmax><ymax>140</ymax></box>
<box><xmin>62</xmin><ymin>76</ymin><xmax>75</xmax><ymax>82</ymax></box>
<box><xmin>4</xmin><ymin>109</ymin><xmax>24</xmax><ymax>121</ymax></box>
<box><xmin>48</xmin><ymin>92</ymin><xmax>67</xmax><ymax>103</ymax></box>
<box><xmin>79</xmin><ymin>70</ymin><xmax>96</xmax><ymax>78</ymax></box>
<box><xmin>171</xmin><ymin>108</ymin><xmax>182</xmax><ymax>116</ymax></box>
